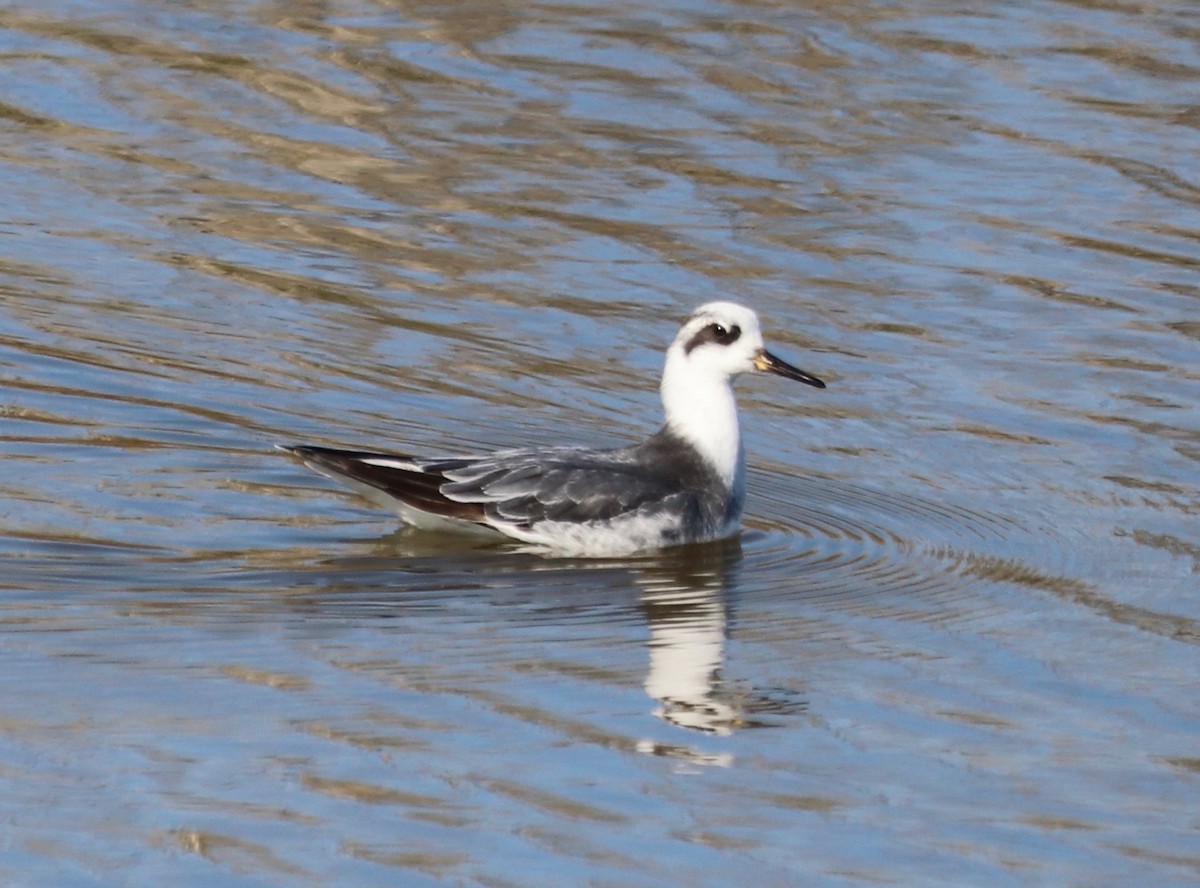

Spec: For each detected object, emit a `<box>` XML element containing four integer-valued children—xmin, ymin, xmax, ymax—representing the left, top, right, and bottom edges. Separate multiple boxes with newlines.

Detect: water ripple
<box><xmin>1</xmin><ymin>0</ymin><xmax>1198</xmax><ymax>884</ymax></box>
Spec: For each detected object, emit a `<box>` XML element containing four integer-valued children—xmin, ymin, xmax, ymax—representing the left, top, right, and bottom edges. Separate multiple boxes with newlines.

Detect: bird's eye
<box><xmin>684</xmin><ymin>320</ymin><xmax>742</xmax><ymax>354</ymax></box>
<box><xmin>707</xmin><ymin>322</ymin><xmax>741</xmax><ymax>345</ymax></box>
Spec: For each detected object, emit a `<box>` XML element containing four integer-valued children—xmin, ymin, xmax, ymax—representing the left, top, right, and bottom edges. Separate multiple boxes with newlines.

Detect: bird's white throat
<box><xmin>659</xmin><ymin>351</ymin><xmax>744</xmax><ymax>489</ymax></box>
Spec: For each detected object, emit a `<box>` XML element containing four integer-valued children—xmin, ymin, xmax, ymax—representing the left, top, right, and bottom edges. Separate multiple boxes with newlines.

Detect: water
<box><xmin>2</xmin><ymin>0</ymin><xmax>1198</xmax><ymax>885</ymax></box>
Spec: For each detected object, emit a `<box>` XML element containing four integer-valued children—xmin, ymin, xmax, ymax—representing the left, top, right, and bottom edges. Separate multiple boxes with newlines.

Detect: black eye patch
<box><xmin>683</xmin><ymin>321</ymin><xmax>742</xmax><ymax>354</ymax></box>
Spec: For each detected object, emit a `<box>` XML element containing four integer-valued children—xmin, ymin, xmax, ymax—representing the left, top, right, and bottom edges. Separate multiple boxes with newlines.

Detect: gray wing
<box><xmin>434</xmin><ymin>446</ymin><xmax>696</xmax><ymax>528</ymax></box>
<box><xmin>283</xmin><ymin>431</ymin><xmax>728</xmax><ymax>536</ymax></box>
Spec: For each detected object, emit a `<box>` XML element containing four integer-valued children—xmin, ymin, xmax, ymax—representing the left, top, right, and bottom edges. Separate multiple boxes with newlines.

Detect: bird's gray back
<box><xmin>432</xmin><ymin>428</ymin><xmax>735</xmax><ymax>540</ymax></box>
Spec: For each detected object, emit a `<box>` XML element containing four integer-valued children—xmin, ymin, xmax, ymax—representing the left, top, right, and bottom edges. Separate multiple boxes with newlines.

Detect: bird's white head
<box><xmin>660</xmin><ymin>302</ymin><xmax>825</xmax><ymax>486</ymax></box>
<box><xmin>668</xmin><ymin>302</ymin><xmax>768</xmax><ymax>382</ymax></box>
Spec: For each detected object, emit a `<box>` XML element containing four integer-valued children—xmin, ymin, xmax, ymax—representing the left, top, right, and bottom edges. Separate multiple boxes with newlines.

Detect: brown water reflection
<box><xmin>2</xmin><ymin>0</ymin><xmax>1199</xmax><ymax>884</ymax></box>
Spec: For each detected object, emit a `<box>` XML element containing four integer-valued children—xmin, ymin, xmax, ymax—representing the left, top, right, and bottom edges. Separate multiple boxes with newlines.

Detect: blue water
<box><xmin>1</xmin><ymin>1</ymin><xmax>1197</xmax><ymax>885</ymax></box>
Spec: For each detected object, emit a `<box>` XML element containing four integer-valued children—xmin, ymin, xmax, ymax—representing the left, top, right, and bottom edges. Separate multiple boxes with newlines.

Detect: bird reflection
<box><xmin>632</xmin><ymin>537</ymin><xmax>809</xmax><ymax>756</ymax></box>
<box><xmin>637</xmin><ymin>539</ymin><xmax>743</xmax><ymax>736</ymax></box>
<box><xmin>282</xmin><ymin>525</ymin><xmax>804</xmax><ymax>765</ymax></box>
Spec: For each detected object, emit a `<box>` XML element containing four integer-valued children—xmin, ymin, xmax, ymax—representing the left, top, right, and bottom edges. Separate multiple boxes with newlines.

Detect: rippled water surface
<box><xmin>2</xmin><ymin>0</ymin><xmax>1198</xmax><ymax>885</ymax></box>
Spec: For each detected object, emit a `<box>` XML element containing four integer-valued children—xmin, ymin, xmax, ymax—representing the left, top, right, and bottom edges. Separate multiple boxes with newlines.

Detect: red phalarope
<box><xmin>282</xmin><ymin>302</ymin><xmax>826</xmax><ymax>556</ymax></box>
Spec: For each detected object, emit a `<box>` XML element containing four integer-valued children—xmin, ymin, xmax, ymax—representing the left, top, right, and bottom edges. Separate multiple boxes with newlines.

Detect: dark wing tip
<box><xmin>280</xmin><ymin>444</ymin><xmax>487</xmax><ymax>524</ymax></box>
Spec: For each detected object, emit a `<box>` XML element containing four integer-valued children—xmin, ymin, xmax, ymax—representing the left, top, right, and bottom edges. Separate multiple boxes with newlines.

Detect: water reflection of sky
<box><xmin>1</xmin><ymin>0</ymin><xmax>1198</xmax><ymax>884</ymax></box>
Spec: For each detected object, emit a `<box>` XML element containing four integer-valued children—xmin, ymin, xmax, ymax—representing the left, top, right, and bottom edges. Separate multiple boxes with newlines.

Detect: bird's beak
<box><xmin>754</xmin><ymin>349</ymin><xmax>826</xmax><ymax>388</ymax></box>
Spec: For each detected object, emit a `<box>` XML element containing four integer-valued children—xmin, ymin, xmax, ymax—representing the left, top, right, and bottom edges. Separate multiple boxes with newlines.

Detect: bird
<box><xmin>281</xmin><ymin>302</ymin><xmax>826</xmax><ymax>556</ymax></box>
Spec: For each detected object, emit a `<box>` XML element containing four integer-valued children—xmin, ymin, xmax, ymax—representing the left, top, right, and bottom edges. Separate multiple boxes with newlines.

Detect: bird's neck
<box><xmin>660</xmin><ymin>357</ymin><xmax>744</xmax><ymax>489</ymax></box>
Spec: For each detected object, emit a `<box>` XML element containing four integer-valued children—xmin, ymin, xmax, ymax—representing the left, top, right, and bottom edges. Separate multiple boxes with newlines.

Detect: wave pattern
<box><xmin>0</xmin><ymin>0</ymin><xmax>1198</xmax><ymax>886</ymax></box>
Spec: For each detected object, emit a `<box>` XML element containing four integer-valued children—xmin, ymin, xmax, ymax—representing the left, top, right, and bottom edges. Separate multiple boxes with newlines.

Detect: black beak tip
<box><xmin>759</xmin><ymin>350</ymin><xmax>827</xmax><ymax>389</ymax></box>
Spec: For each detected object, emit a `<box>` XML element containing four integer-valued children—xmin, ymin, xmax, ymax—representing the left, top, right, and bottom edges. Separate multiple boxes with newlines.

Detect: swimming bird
<box><xmin>281</xmin><ymin>302</ymin><xmax>825</xmax><ymax>556</ymax></box>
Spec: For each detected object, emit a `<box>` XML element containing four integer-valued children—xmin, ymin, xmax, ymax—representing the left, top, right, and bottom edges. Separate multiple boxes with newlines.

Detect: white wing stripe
<box><xmin>360</xmin><ymin>457</ymin><xmax>423</xmax><ymax>471</ymax></box>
